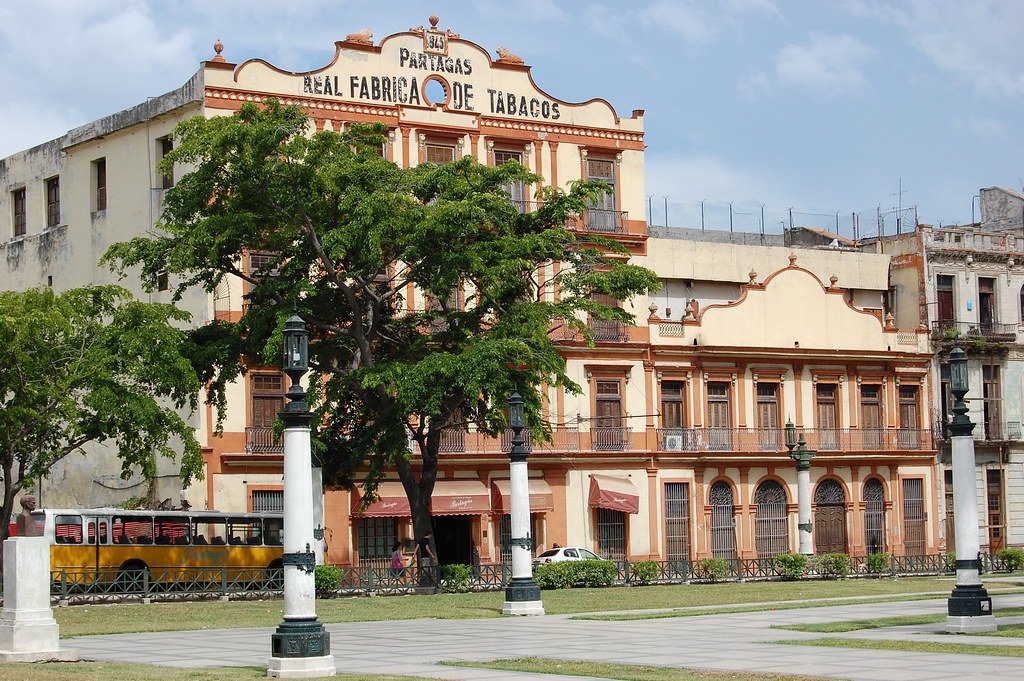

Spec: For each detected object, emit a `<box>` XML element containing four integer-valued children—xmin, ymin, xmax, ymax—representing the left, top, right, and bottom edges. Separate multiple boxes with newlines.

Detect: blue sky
<box><xmin>2</xmin><ymin>1</ymin><xmax>1020</xmax><ymax>237</ymax></box>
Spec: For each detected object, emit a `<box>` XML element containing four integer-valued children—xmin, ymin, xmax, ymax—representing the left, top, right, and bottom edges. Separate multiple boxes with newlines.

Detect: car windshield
<box><xmin>537</xmin><ymin>549</ymin><xmax>559</xmax><ymax>558</ymax></box>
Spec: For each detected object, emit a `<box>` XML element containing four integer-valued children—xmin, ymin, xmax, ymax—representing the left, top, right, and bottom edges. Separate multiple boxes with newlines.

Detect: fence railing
<box><xmin>50</xmin><ymin>552</ymin><xmax>1018</xmax><ymax>602</ymax></box>
<box><xmin>657</xmin><ymin>427</ymin><xmax>932</xmax><ymax>453</ymax></box>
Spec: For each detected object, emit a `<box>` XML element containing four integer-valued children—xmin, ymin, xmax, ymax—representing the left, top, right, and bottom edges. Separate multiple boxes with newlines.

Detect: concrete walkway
<box><xmin>68</xmin><ymin>590</ymin><xmax>1024</xmax><ymax>681</ymax></box>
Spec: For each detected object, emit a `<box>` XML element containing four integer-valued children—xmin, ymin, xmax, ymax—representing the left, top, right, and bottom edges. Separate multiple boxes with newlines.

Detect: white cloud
<box><xmin>0</xmin><ymin>2</ymin><xmax>196</xmax><ymax>155</ymax></box>
<box><xmin>639</xmin><ymin>0</ymin><xmax>777</xmax><ymax>45</ymax></box>
<box><xmin>841</xmin><ymin>0</ymin><xmax>1024</xmax><ymax>98</ymax></box>
<box><xmin>960</xmin><ymin>116</ymin><xmax>1009</xmax><ymax>140</ymax></box>
<box><xmin>775</xmin><ymin>33</ymin><xmax>871</xmax><ymax>90</ymax></box>
<box><xmin>739</xmin><ymin>32</ymin><xmax>871</xmax><ymax>96</ymax></box>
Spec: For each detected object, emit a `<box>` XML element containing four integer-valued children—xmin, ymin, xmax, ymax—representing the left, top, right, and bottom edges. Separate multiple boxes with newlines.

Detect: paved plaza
<box><xmin>69</xmin><ymin>590</ymin><xmax>1024</xmax><ymax>681</ymax></box>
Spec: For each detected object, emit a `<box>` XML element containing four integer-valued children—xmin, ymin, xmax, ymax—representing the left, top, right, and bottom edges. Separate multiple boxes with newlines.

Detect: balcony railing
<box><xmin>592</xmin><ymin>427</ymin><xmax>633</xmax><ymax>452</ymax></box>
<box><xmin>936</xmin><ymin>419</ymin><xmax>1021</xmax><ymax>442</ymax></box>
<box><xmin>413</xmin><ymin>428</ymin><xmax>581</xmax><ymax>455</ymax></box>
<box><xmin>550</xmin><ymin>317</ymin><xmax>628</xmax><ymax>342</ymax></box>
<box><xmin>657</xmin><ymin>427</ymin><xmax>932</xmax><ymax>454</ymax></box>
<box><xmin>509</xmin><ymin>199</ymin><xmax>540</xmax><ymax>214</ymax></box>
<box><xmin>566</xmin><ymin>209</ymin><xmax>629</xmax><ymax>234</ymax></box>
<box><xmin>926</xmin><ymin>228</ymin><xmax>1024</xmax><ymax>253</ymax></box>
<box><xmin>931</xmin><ymin>320</ymin><xmax>1017</xmax><ymax>342</ymax></box>
<box><xmin>245</xmin><ymin>427</ymin><xmax>282</xmax><ymax>455</ymax></box>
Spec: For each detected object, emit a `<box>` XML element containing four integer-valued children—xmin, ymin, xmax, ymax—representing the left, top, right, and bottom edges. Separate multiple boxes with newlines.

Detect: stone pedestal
<box><xmin>0</xmin><ymin>537</ymin><xmax>78</xmax><ymax>662</ymax></box>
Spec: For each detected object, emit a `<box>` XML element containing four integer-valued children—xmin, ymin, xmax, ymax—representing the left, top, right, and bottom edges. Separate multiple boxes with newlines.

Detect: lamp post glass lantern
<box><xmin>945</xmin><ymin>344</ymin><xmax>996</xmax><ymax>633</ymax></box>
<box><xmin>502</xmin><ymin>391</ymin><xmax>544</xmax><ymax>615</ymax></box>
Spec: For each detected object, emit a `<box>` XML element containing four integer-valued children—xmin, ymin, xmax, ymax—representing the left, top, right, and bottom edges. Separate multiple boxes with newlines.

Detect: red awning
<box><xmin>491</xmin><ymin>478</ymin><xmax>555</xmax><ymax>514</ymax></box>
<box><xmin>588</xmin><ymin>474</ymin><xmax>639</xmax><ymax>514</ymax></box>
<box><xmin>352</xmin><ymin>479</ymin><xmax>492</xmax><ymax>517</ymax></box>
<box><xmin>351</xmin><ymin>482</ymin><xmax>411</xmax><ymax>518</ymax></box>
<box><xmin>430</xmin><ymin>480</ymin><xmax>490</xmax><ymax>515</ymax></box>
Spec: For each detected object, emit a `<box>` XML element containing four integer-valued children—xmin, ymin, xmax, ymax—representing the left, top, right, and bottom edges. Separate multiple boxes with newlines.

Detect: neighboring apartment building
<box><xmin>882</xmin><ymin>187</ymin><xmax>1024</xmax><ymax>553</ymax></box>
<box><xmin>0</xmin><ymin>17</ymin><xmax>941</xmax><ymax>567</ymax></box>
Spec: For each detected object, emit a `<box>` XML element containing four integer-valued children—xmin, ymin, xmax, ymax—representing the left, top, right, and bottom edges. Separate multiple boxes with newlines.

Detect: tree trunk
<box><xmin>396</xmin><ymin>435</ymin><xmax>439</xmax><ymax>586</ymax></box>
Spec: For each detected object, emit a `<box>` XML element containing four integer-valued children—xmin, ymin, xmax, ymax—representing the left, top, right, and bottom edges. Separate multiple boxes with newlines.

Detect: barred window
<box><xmin>252</xmin><ymin>489</ymin><xmax>283</xmax><ymax>513</ymax></box>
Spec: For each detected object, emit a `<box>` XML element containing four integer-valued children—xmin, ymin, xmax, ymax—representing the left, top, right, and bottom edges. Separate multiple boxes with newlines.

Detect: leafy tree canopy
<box><xmin>103</xmin><ymin>99</ymin><xmax>658</xmax><ymax>537</ymax></box>
<box><xmin>0</xmin><ymin>285</ymin><xmax>204</xmax><ymax>542</ymax></box>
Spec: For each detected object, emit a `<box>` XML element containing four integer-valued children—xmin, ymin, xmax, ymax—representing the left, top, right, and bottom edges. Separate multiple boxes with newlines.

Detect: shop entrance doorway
<box><xmin>432</xmin><ymin>515</ymin><xmax>472</xmax><ymax>565</ymax></box>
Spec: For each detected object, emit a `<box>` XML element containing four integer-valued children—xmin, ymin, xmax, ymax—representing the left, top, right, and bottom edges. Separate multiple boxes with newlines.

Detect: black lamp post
<box><xmin>946</xmin><ymin>344</ymin><xmax>996</xmax><ymax>632</ymax></box>
<box><xmin>784</xmin><ymin>419</ymin><xmax>815</xmax><ymax>556</ymax></box>
<box><xmin>269</xmin><ymin>310</ymin><xmax>335</xmax><ymax>677</ymax></box>
<box><xmin>502</xmin><ymin>391</ymin><xmax>544</xmax><ymax>615</ymax></box>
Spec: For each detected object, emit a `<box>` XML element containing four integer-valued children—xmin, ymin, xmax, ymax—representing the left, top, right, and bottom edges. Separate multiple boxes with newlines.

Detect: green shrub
<box><xmin>534</xmin><ymin>561</ymin><xmax>575</xmax><ymax>590</ymax></box>
<box><xmin>314</xmin><ymin>564</ymin><xmax>341</xmax><ymax>596</ymax></box>
<box><xmin>774</xmin><ymin>553</ymin><xmax>809</xmax><ymax>580</ymax></box>
<box><xmin>440</xmin><ymin>563</ymin><xmax>472</xmax><ymax>593</ymax></box>
<box><xmin>692</xmin><ymin>557</ymin><xmax>729</xmax><ymax>582</ymax></box>
<box><xmin>866</xmin><ymin>552</ymin><xmax>891</xmax><ymax>574</ymax></box>
<box><xmin>533</xmin><ymin>560</ymin><xmax>617</xmax><ymax>589</ymax></box>
<box><xmin>575</xmin><ymin>559</ymin><xmax>617</xmax><ymax>587</ymax></box>
<box><xmin>944</xmin><ymin>551</ymin><xmax>956</xmax><ymax>572</ymax></box>
<box><xmin>998</xmin><ymin>548</ymin><xmax>1024</xmax><ymax>571</ymax></box>
<box><xmin>813</xmin><ymin>552</ymin><xmax>850</xmax><ymax>578</ymax></box>
<box><xmin>629</xmin><ymin>560</ymin><xmax>660</xmax><ymax>586</ymax></box>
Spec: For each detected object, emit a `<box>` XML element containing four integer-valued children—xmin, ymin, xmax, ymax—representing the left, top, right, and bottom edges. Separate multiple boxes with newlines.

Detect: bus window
<box><xmin>113</xmin><ymin>516</ymin><xmax>154</xmax><ymax>544</ymax></box>
<box><xmin>193</xmin><ymin>517</ymin><xmax>226</xmax><ymax>546</ymax></box>
<box><xmin>155</xmin><ymin>516</ymin><xmax>189</xmax><ymax>545</ymax></box>
<box><xmin>54</xmin><ymin>515</ymin><xmax>83</xmax><ymax>544</ymax></box>
<box><xmin>226</xmin><ymin>517</ymin><xmax>261</xmax><ymax>545</ymax></box>
<box><xmin>264</xmin><ymin>518</ymin><xmax>284</xmax><ymax>546</ymax></box>
<box><xmin>86</xmin><ymin>519</ymin><xmax>110</xmax><ymax>545</ymax></box>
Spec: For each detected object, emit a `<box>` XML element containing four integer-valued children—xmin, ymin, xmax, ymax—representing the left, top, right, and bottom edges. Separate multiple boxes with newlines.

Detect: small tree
<box><xmin>0</xmin><ymin>286</ymin><xmax>203</xmax><ymax>550</ymax></box>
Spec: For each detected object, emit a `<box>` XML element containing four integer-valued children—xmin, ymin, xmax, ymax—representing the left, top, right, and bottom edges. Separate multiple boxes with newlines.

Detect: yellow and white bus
<box><xmin>30</xmin><ymin>508</ymin><xmax>284</xmax><ymax>586</ymax></box>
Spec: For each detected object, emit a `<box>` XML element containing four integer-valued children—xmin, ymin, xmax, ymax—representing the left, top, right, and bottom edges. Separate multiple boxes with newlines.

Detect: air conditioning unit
<box><xmin>664</xmin><ymin>435</ymin><xmax>683</xmax><ymax>451</ymax></box>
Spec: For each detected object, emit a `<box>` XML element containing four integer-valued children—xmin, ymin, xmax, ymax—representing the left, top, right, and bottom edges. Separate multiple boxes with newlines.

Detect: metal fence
<box><xmin>46</xmin><ymin>552</ymin><xmax>1020</xmax><ymax>603</ymax></box>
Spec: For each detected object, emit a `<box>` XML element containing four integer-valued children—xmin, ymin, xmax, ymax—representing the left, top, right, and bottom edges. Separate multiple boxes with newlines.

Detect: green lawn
<box><xmin>774</xmin><ymin>606</ymin><xmax>1024</xmax><ymax>633</ymax></box>
<box><xmin>445</xmin><ymin>657</ymin><xmax>828</xmax><ymax>681</ymax></box>
<box><xmin>52</xmin><ymin>576</ymin><xmax>997</xmax><ymax>638</ymax></box>
<box><xmin>775</xmin><ymin>637</ymin><xmax>1024</xmax><ymax>657</ymax></box>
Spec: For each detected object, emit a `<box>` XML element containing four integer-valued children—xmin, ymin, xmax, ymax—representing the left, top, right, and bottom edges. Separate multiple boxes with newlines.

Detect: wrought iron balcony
<box><xmin>245</xmin><ymin>427</ymin><xmax>282</xmax><ymax>455</ymax></box>
<box><xmin>936</xmin><ymin>419</ymin><xmax>1021</xmax><ymax>442</ymax></box>
<box><xmin>931</xmin><ymin>320</ymin><xmax>1017</xmax><ymax>342</ymax></box>
<box><xmin>411</xmin><ymin>428</ymin><xmax>581</xmax><ymax>455</ymax></box>
<box><xmin>657</xmin><ymin>427</ymin><xmax>933</xmax><ymax>453</ymax></box>
<box><xmin>592</xmin><ymin>427</ymin><xmax>633</xmax><ymax>451</ymax></box>
<box><xmin>566</xmin><ymin>209</ymin><xmax>629</xmax><ymax>234</ymax></box>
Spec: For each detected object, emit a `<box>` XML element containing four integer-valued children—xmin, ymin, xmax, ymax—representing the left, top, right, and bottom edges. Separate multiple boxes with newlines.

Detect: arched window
<box><xmin>709</xmin><ymin>482</ymin><xmax>736</xmax><ymax>559</ymax></box>
<box><xmin>814</xmin><ymin>479</ymin><xmax>846</xmax><ymax>505</ymax></box>
<box><xmin>754</xmin><ymin>480</ymin><xmax>789</xmax><ymax>559</ymax></box>
<box><xmin>863</xmin><ymin>478</ymin><xmax>886</xmax><ymax>554</ymax></box>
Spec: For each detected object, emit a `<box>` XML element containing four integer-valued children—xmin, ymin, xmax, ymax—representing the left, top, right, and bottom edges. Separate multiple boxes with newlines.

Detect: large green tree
<box><xmin>0</xmin><ymin>285</ymin><xmax>204</xmax><ymax>544</ymax></box>
<box><xmin>104</xmin><ymin>99</ymin><xmax>658</xmax><ymax>546</ymax></box>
